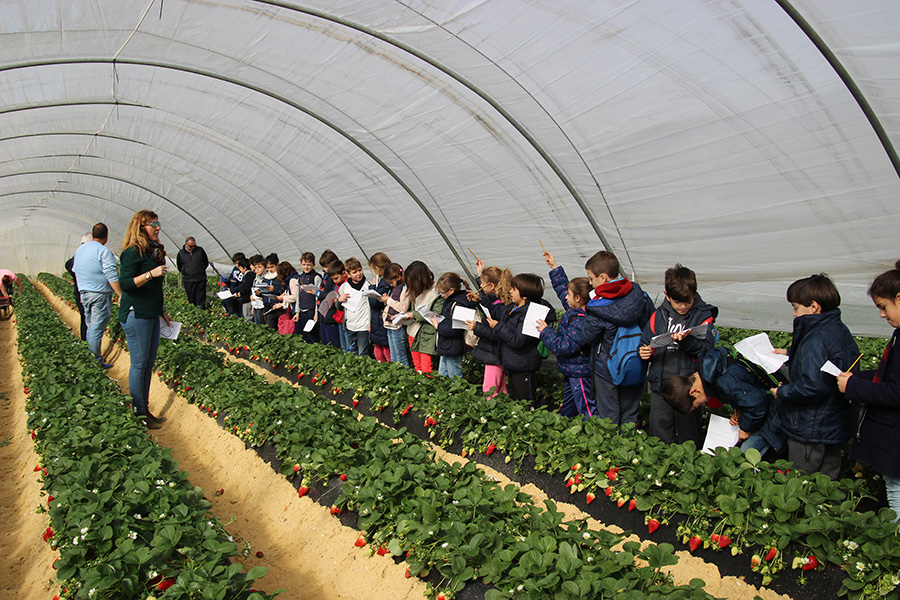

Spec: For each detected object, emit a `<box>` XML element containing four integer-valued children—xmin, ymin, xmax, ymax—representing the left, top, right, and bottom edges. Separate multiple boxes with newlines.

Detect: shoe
<box><xmin>146</xmin><ymin>411</ymin><xmax>167</xmax><ymax>424</ymax></box>
<box><xmin>136</xmin><ymin>412</ymin><xmax>162</xmax><ymax>429</ymax></box>
<box><xmin>99</xmin><ymin>362</ymin><xmax>114</xmax><ymax>369</ymax></box>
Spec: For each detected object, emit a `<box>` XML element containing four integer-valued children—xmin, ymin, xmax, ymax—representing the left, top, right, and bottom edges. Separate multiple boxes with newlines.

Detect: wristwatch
<box><xmin>145</xmin><ymin>272</ymin><xmax>152</xmax><ymax>281</ymax></box>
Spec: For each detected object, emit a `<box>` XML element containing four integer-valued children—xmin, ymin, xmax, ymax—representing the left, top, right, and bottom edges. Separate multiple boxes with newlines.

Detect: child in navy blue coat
<box><xmin>435</xmin><ymin>272</ymin><xmax>475</xmax><ymax>378</ymax></box>
<box><xmin>536</xmin><ymin>275</ymin><xmax>593</xmax><ymax>418</ymax></box>
<box><xmin>772</xmin><ymin>274</ymin><xmax>858</xmax><ymax>480</ymax></box>
<box><xmin>661</xmin><ymin>347</ymin><xmax>785</xmax><ymax>455</ymax></box>
<box><xmin>468</xmin><ymin>262</ymin><xmax>513</xmax><ymax>396</ymax></box>
<box><xmin>471</xmin><ymin>273</ymin><xmax>555</xmax><ymax>407</ymax></box>
<box><xmin>839</xmin><ymin>260</ymin><xmax>900</xmax><ymax>518</ymax></box>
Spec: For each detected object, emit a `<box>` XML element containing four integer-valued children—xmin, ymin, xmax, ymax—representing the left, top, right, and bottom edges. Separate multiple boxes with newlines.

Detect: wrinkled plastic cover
<box><xmin>1</xmin><ymin>1</ymin><xmax>898</xmax><ymax>334</ymax></box>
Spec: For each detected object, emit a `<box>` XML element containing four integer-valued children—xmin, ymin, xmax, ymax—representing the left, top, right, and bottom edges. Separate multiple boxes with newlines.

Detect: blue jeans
<box><xmin>80</xmin><ymin>291</ymin><xmax>113</xmax><ymax>360</ymax></box>
<box><xmin>347</xmin><ymin>329</ymin><xmax>370</xmax><ymax>356</ymax></box>
<box><xmin>339</xmin><ymin>323</ymin><xmax>350</xmax><ymax>352</ymax></box>
<box><xmin>121</xmin><ymin>312</ymin><xmax>160</xmax><ymax>415</ymax></box>
<box><xmin>438</xmin><ymin>355</ymin><xmax>463</xmax><ymax>378</ymax></box>
<box><xmin>386</xmin><ymin>328</ymin><xmax>409</xmax><ymax>366</ymax></box>
<box><xmin>741</xmin><ymin>431</ymin><xmax>771</xmax><ymax>455</ymax></box>
<box><xmin>885</xmin><ymin>475</ymin><xmax>900</xmax><ymax>522</ymax></box>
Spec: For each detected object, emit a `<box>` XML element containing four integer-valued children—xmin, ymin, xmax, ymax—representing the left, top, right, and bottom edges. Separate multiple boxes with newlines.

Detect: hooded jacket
<box><xmin>539</xmin><ymin>266</ymin><xmax>590</xmax><ymax>378</ymax></box>
<box><xmin>776</xmin><ymin>309</ymin><xmax>859</xmax><ymax>445</ymax></box>
<box><xmin>436</xmin><ymin>289</ymin><xmax>476</xmax><ymax>357</ymax></box>
<box><xmin>580</xmin><ymin>269</ymin><xmax>654</xmax><ymax>383</ymax></box>
<box><xmin>641</xmin><ymin>294</ymin><xmax>718</xmax><ymax>392</ymax></box>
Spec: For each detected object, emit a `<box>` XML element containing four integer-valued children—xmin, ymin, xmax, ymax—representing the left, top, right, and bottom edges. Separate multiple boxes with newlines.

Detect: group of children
<box><xmin>216</xmin><ymin>247</ymin><xmax>900</xmax><ymax>502</ymax></box>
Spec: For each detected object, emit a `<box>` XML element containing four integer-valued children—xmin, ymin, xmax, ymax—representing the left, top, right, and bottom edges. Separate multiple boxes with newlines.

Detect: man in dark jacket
<box><xmin>176</xmin><ymin>237</ymin><xmax>210</xmax><ymax>308</ymax></box>
<box><xmin>578</xmin><ymin>251</ymin><xmax>654</xmax><ymax>425</ymax></box>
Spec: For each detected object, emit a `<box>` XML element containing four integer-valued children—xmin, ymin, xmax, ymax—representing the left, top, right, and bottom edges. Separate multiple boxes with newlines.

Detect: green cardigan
<box><xmin>118</xmin><ymin>246</ymin><xmax>165</xmax><ymax>322</ymax></box>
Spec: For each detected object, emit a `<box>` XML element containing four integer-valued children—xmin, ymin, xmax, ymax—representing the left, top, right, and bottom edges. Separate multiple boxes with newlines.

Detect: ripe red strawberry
<box><xmin>604</xmin><ymin>487</ymin><xmax>613</xmax><ymax>497</ymax></box>
<box><xmin>485</xmin><ymin>443</ymin><xmax>496</xmax><ymax>455</ymax></box>
<box><xmin>571</xmin><ymin>463</ymin><xmax>581</xmax><ymax>471</ymax></box>
<box><xmin>376</xmin><ymin>546</ymin><xmax>389</xmax><ymax>556</ymax></box>
<box><xmin>566</xmin><ymin>477</ymin><xmax>575</xmax><ymax>488</ymax></box>
<box><xmin>718</xmin><ymin>535</ymin><xmax>732</xmax><ymax>548</ymax></box>
<box><xmin>354</xmin><ymin>534</ymin><xmax>366</xmax><ymax>547</ymax></box>
<box><xmin>330</xmin><ymin>505</ymin><xmax>342</xmax><ymax>515</ymax></box>
<box><xmin>339</xmin><ymin>474</ymin><xmax>348</xmax><ymax>481</ymax></box>
<box><xmin>802</xmin><ymin>555</ymin><xmax>818</xmax><ymax>571</ymax></box>
<box><xmin>647</xmin><ymin>519</ymin><xmax>660</xmax><ymax>534</ymax></box>
<box><xmin>158</xmin><ymin>579</ymin><xmax>175</xmax><ymax>590</ymax></box>
<box><xmin>33</xmin><ymin>465</ymin><xmax>41</xmax><ymax>472</ymax></box>
<box><xmin>298</xmin><ymin>486</ymin><xmax>309</xmax><ymax>498</ymax></box>
<box><xmin>298</xmin><ymin>373</ymin><xmax>305</xmax><ymax>379</ymax></box>
<box><xmin>256</xmin><ymin>551</ymin><xmax>264</xmax><ymax>558</ymax></box>
<box><xmin>244</xmin><ymin>346</ymin><xmax>250</xmax><ymax>351</ymax></box>
<box><xmin>688</xmin><ymin>536</ymin><xmax>702</xmax><ymax>552</ymax></box>
<box><xmin>710</xmin><ymin>533</ymin><xmax>720</xmax><ymax>545</ymax></box>
<box><xmin>585</xmin><ymin>492</ymin><xmax>596</xmax><ymax>504</ymax></box>
<box><xmin>352</xmin><ymin>398</ymin><xmax>359</xmax><ymax>407</ymax></box>
<box><xmin>437</xmin><ymin>594</ymin><xmax>447</xmax><ymax>600</ymax></box>
<box><xmin>765</xmin><ymin>548</ymin><xmax>778</xmax><ymax>561</ymax></box>
<box><xmin>47</xmin><ymin>495</ymin><xmax>54</xmax><ymax>503</ymax></box>
<box><xmin>628</xmin><ymin>499</ymin><xmax>637</xmax><ymax>511</ymax></box>
<box><xmin>606</xmin><ymin>469</ymin><xmax>618</xmax><ymax>480</ymax></box>
<box><xmin>292</xmin><ymin>464</ymin><xmax>300</xmax><ymax>472</ymax></box>
<box><xmin>401</xmin><ymin>404</ymin><xmax>412</xmax><ymax>416</ymax></box>
<box><xmin>405</xmin><ymin>569</ymin><xmax>411</xmax><ymax>578</ymax></box>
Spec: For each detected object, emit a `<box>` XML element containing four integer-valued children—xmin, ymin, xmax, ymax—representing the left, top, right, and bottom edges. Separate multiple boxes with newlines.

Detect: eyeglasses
<box><xmin>145</xmin><ymin>221</ymin><xmax>161</xmax><ymax>229</ymax></box>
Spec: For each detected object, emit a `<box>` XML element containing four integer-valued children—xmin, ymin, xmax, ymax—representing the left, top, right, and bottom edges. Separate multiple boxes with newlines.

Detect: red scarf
<box><xmin>593</xmin><ymin>278</ymin><xmax>632</xmax><ymax>299</ymax></box>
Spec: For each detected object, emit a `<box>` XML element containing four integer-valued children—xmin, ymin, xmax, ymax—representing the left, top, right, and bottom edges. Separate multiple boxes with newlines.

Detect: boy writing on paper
<box><xmin>639</xmin><ymin>264</ymin><xmax>718</xmax><ymax>445</ymax></box>
<box><xmin>661</xmin><ymin>347</ymin><xmax>785</xmax><ymax>456</ymax></box>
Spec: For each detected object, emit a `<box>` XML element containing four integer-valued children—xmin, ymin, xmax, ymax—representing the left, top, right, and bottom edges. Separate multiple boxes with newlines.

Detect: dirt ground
<box><xmin>16</xmin><ymin>281</ymin><xmax>791</xmax><ymax>600</ymax></box>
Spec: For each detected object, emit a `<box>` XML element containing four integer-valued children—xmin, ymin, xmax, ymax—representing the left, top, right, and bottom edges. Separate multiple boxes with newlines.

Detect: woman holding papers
<box><xmin>839</xmin><ymin>261</ymin><xmax>900</xmax><ymax>518</ymax></box>
<box><xmin>118</xmin><ymin>210</ymin><xmax>171</xmax><ymax>430</ymax></box>
<box><xmin>435</xmin><ymin>272</ymin><xmax>476</xmax><ymax>378</ymax></box>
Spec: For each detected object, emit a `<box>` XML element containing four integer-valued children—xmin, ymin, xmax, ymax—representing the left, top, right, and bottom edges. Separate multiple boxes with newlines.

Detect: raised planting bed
<box><xmin>18</xmin><ymin>278</ymin><xmax>280</xmax><ymax>600</ymax></box>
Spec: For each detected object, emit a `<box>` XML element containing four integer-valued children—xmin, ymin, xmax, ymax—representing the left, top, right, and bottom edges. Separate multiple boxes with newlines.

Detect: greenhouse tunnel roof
<box><xmin>2</xmin><ymin>0</ymin><xmax>899</xmax><ymax>334</ymax></box>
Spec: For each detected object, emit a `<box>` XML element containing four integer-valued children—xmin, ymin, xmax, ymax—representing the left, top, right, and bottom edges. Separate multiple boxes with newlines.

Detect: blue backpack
<box><xmin>607</xmin><ymin>322</ymin><xmax>647</xmax><ymax>386</ymax></box>
<box><xmin>605</xmin><ymin>291</ymin><xmax>654</xmax><ymax>386</ymax></box>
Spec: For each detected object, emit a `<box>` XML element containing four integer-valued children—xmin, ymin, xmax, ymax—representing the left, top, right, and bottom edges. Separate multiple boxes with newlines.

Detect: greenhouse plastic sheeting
<box><xmin>1</xmin><ymin>0</ymin><xmax>898</xmax><ymax>334</ymax></box>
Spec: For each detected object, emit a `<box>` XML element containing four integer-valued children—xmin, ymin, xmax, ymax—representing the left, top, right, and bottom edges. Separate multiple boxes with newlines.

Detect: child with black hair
<box><xmin>661</xmin><ymin>347</ymin><xmax>785</xmax><ymax>455</ymax></box>
<box><xmin>773</xmin><ymin>274</ymin><xmax>858</xmax><ymax>480</ymax></box>
<box><xmin>471</xmin><ymin>273</ymin><xmax>554</xmax><ymax>406</ymax></box>
<box><xmin>248</xmin><ymin>254</ymin><xmax>267</xmax><ymax>325</ymax></box>
<box><xmin>368</xmin><ymin>252</ymin><xmax>393</xmax><ymax>362</ymax></box>
<box><xmin>639</xmin><ymin>264</ymin><xmax>718</xmax><ymax>445</ymax></box>
<box><xmin>381</xmin><ymin>263</ymin><xmax>410</xmax><ymax>366</ymax></box>
<box><xmin>234</xmin><ymin>257</ymin><xmax>253</xmax><ymax>321</ymax></box>
<box><xmin>435</xmin><ymin>272</ymin><xmax>475</xmax><ymax>378</ymax></box>
<box><xmin>337</xmin><ymin>257</ymin><xmax>372</xmax><ymax>356</ymax></box>
<box><xmin>294</xmin><ymin>251</ymin><xmax>321</xmax><ymax>342</ymax></box>
<box><xmin>839</xmin><ymin>260</ymin><xmax>900</xmax><ymax>517</ymax></box>
<box><xmin>262</xmin><ymin>254</ymin><xmax>285</xmax><ymax>330</ymax></box>
<box><xmin>536</xmin><ymin>276</ymin><xmax>594</xmax><ymax>418</ymax></box>
<box><xmin>317</xmin><ymin>258</ymin><xmax>344</xmax><ymax>348</ymax></box>
<box><xmin>221</xmin><ymin>252</ymin><xmax>246</xmax><ymax>316</ymax></box>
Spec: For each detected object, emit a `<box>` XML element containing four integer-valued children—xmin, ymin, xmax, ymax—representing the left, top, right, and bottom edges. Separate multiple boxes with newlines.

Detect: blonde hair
<box><xmin>481</xmin><ymin>266</ymin><xmax>513</xmax><ymax>304</ymax></box>
<box><xmin>121</xmin><ymin>209</ymin><xmax>158</xmax><ymax>256</ymax></box>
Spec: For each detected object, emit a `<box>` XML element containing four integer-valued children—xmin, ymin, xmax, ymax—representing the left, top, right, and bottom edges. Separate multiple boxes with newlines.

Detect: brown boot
<box><xmin>147</xmin><ymin>411</ymin><xmax>167</xmax><ymax>424</ymax></box>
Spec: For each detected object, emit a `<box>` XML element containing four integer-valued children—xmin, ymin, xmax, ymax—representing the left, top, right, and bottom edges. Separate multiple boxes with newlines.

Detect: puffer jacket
<box><xmin>368</xmin><ymin>277</ymin><xmax>391</xmax><ymax>347</ymax></box>
<box><xmin>641</xmin><ymin>294</ymin><xmax>718</xmax><ymax>392</ymax></box>
<box><xmin>475</xmin><ymin>301</ymin><xmax>557</xmax><ymax>373</ymax></box>
<box><xmin>776</xmin><ymin>309</ymin><xmax>859</xmax><ymax>445</ymax></box>
<box><xmin>581</xmin><ymin>272</ymin><xmax>654</xmax><ymax>383</ymax></box>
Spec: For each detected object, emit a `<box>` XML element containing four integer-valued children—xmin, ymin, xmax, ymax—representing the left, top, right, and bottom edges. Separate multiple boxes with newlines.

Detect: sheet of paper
<box><xmin>734</xmin><ymin>333</ymin><xmax>790</xmax><ymax>374</ymax></box>
<box><xmin>648</xmin><ymin>323</ymin><xmax>710</xmax><ymax>349</ymax></box>
<box><xmin>478</xmin><ymin>304</ymin><xmax>492</xmax><ymax>319</ymax></box>
<box><xmin>302</xmin><ymin>319</ymin><xmax>316</xmax><ymax>332</ymax></box>
<box><xmin>216</xmin><ymin>289</ymin><xmax>233</xmax><ymax>299</ymax></box>
<box><xmin>522</xmin><ymin>302</ymin><xmax>551</xmax><ymax>338</ymax></box>
<box><xmin>317</xmin><ymin>291</ymin><xmax>336</xmax><ymax>317</ymax></box>
<box><xmin>159</xmin><ymin>318</ymin><xmax>181</xmax><ymax>340</ymax></box>
<box><xmin>702</xmin><ymin>414</ymin><xmax>740</xmax><ymax>455</ymax></box>
<box><xmin>361</xmin><ymin>289</ymin><xmax>382</xmax><ymax>299</ymax></box>
<box><xmin>452</xmin><ymin>306</ymin><xmax>476</xmax><ymax>329</ymax></box>
<box><xmin>342</xmin><ymin>288</ymin><xmax>363</xmax><ymax>312</ymax></box>
<box><xmin>300</xmin><ymin>284</ymin><xmax>317</xmax><ymax>292</ymax></box>
<box><xmin>415</xmin><ymin>304</ymin><xmax>444</xmax><ymax>325</ymax></box>
<box><xmin>391</xmin><ymin>312</ymin><xmax>412</xmax><ymax>325</ymax></box>
<box><xmin>820</xmin><ymin>360</ymin><xmax>843</xmax><ymax>377</ymax></box>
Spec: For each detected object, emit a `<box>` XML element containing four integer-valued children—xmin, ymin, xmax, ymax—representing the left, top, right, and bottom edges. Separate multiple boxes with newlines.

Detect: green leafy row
<box><xmin>40</xmin><ymin>272</ymin><xmax>900</xmax><ymax>597</ymax></box>
<box><xmin>153</xmin><ymin>330</ymin><xmax>713</xmax><ymax>600</ymax></box>
<box><xmin>17</xmin><ymin>278</ymin><xmax>280</xmax><ymax>600</ymax></box>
